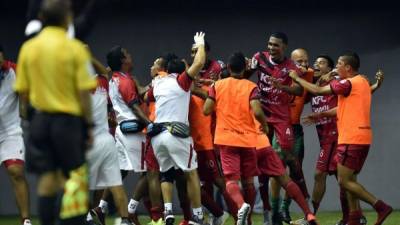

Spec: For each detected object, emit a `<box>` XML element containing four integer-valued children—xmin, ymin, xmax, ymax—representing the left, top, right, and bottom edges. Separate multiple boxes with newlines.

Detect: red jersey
<box><xmin>199</xmin><ymin>60</ymin><xmax>224</xmax><ymax>79</ymax></box>
<box><xmin>311</xmin><ymin>77</ymin><xmax>339</xmax><ymax>144</ymax></box>
<box><xmin>251</xmin><ymin>51</ymin><xmax>302</xmax><ymax>123</ymax></box>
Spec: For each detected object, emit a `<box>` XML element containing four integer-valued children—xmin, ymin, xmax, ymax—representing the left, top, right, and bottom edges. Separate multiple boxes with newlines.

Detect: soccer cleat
<box><xmin>279</xmin><ymin>209</ymin><xmax>292</xmax><ymax>224</ymax></box>
<box><xmin>148</xmin><ymin>218</ymin><xmax>164</xmax><ymax>225</ymax></box>
<box><xmin>236</xmin><ymin>203</ymin><xmax>251</xmax><ymax>225</ymax></box>
<box><xmin>263</xmin><ymin>210</ymin><xmax>271</xmax><ymax>225</ymax></box>
<box><xmin>333</xmin><ymin>220</ymin><xmax>346</xmax><ymax>225</ymax></box>
<box><xmin>360</xmin><ymin>215</ymin><xmax>367</xmax><ymax>225</ymax></box>
<box><xmin>90</xmin><ymin>207</ymin><xmax>106</xmax><ymax>225</ymax></box>
<box><xmin>179</xmin><ymin>220</ymin><xmax>189</xmax><ymax>225</ymax></box>
<box><xmin>189</xmin><ymin>215</ymin><xmax>210</xmax><ymax>225</ymax></box>
<box><xmin>121</xmin><ymin>218</ymin><xmax>134</xmax><ymax>225</ymax></box>
<box><xmin>22</xmin><ymin>219</ymin><xmax>32</xmax><ymax>225</ymax></box>
<box><xmin>129</xmin><ymin>213</ymin><xmax>142</xmax><ymax>225</ymax></box>
<box><xmin>375</xmin><ymin>201</ymin><xmax>392</xmax><ymax>225</ymax></box>
<box><xmin>210</xmin><ymin>211</ymin><xmax>229</xmax><ymax>225</ymax></box>
<box><xmin>165</xmin><ymin>210</ymin><xmax>175</xmax><ymax>225</ymax></box>
<box><xmin>271</xmin><ymin>212</ymin><xmax>283</xmax><ymax>225</ymax></box>
<box><xmin>306</xmin><ymin>214</ymin><xmax>319</xmax><ymax>225</ymax></box>
<box><xmin>289</xmin><ymin>218</ymin><xmax>308</xmax><ymax>225</ymax></box>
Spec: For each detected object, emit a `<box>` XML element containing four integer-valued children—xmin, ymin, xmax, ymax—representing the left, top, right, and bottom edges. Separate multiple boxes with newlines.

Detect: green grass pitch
<box><xmin>0</xmin><ymin>211</ymin><xmax>399</xmax><ymax>225</ymax></box>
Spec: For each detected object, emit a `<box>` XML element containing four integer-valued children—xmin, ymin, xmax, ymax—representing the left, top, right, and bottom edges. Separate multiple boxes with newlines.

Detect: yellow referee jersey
<box><xmin>14</xmin><ymin>26</ymin><xmax>97</xmax><ymax>116</ymax></box>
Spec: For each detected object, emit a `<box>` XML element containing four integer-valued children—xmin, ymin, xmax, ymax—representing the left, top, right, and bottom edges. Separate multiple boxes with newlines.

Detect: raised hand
<box><xmin>375</xmin><ymin>69</ymin><xmax>384</xmax><ymax>87</ymax></box>
<box><xmin>193</xmin><ymin>31</ymin><xmax>205</xmax><ymax>47</ymax></box>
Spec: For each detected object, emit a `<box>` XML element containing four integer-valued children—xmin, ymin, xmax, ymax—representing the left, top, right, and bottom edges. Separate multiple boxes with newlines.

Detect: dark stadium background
<box><xmin>1</xmin><ymin>0</ymin><xmax>399</xmax><ymax>215</ymax></box>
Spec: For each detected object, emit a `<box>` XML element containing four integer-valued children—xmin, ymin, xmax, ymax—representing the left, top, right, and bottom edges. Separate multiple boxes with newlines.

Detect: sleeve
<box><xmin>177</xmin><ymin>71</ymin><xmax>192</xmax><ymax>92</ymax></box>
<box><xmin>207</xmin><ymin>84</ymin><xmax>216</xmax><ymax>101</ymax></box>
<box><xmin>13</xmin><ymin>45</ymin><xmax>29</xmax><ymax>93</ymax></box>
<box><xmin>74</xmin><ymin>43</ymin><xmax>97</xmax><ymax>91</ymax></box>
<box><xmin>330</xmin><ymin>79</ymin><xmax>352</xmax><ymax>97</ymax></box>
<box><xmin>119</xmin><ymin>78</ymin><xmax>140</xmax><ymax>106</ymax></box>
<box><xmin>147</xmin><ymin>86</ymin><xmax>155</xmax><ymax>102</ymax></box>
<box><xmin>249</xmin><ymin>87</ymin><xmax>260</xmax><ymax>101</ymax></box>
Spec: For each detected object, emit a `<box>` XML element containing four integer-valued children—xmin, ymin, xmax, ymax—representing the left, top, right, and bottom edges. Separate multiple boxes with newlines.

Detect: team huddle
<box><xmin>0</xmin><ymin>1</ymin><xmax>394</xmax><ymax>225</ymax></box>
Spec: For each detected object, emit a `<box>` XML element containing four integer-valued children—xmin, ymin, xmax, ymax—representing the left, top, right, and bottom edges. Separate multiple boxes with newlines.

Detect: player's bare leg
<box><xmin>311</xmin><ymin>170</ymin><xmax>328</xmax><ymax>214</ymax></box>
<box><xmin>6</xmin><ymin>163</ymin><xmax>30</xmax><ymax>222</ymax></box>
<box><xmin>337</xmin><ymin>163</ymin><xmax>392</xmax><ymax>225</ymax></box>
<box><xmin>110</xmin><ymin>185</ymin><xmax>129</xmax><ymax>218</ymax></box>
<box><xmin>185</xmin><ymin>170</ymin><xmax>206</xmax><ymax>222</ymax></box>
<box><xmin>37</xmin><ymin>171</ymin><xmax>64</xmax><ymax>225</ymax></box>
<box><xmin>175</xmin><ymin>171</ymin><xmax>193</xmax><ymax>223</ymax></box>
<box><xmin>128</xmin><ymin>173</ymin><xmax>150</xmax><ymax>225</ymax></box>
<box><xmin>147</xmin><ymin>170</ymin><xmax>163</xmax><ymax>222</ymax></box>
<box><xmin>242</xmin><ymin>178</ymin><xmax>256</xmax><ymax>225</ymax></box>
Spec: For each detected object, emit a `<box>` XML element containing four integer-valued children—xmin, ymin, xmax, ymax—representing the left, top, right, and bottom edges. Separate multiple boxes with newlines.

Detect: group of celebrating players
<box><xmin>0</xmin><ymin>1</ymin><xmax>394</xmax><ymax>225</ymax></box>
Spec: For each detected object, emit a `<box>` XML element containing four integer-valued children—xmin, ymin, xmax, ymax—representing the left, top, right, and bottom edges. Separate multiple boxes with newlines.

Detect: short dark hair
<box><xmin>107</xmin><ymin>46</ymin><xmax>125</xmax><ymax>71</ymax></box>
<box><xmin>160</xmin><ymin>53</ymin><xmax>178</xmax><ymax>70</ymax></box>
<box><xmin>317</xmin><ymin>54</ymin><xmax>334</xmax><ymax>69</ymax></box>
<box><xmin>40</xmin><ymin>0</ymin><xmax>71</xmax><ymax>27</ymax></box>
<box><xmin>228</xmin><ymin>52</ymin><xmax>246</xmax><ymax>75</ymax></box>
<box><xmin>167</xmin><ymin>59</ymin><xmax>186</xmax><ymax>74</ymax></box>
<box><xmin>340</xmin><ymin>51</ymin><xmax>360</xmax><ymax>71</ymax></box>
<box><xmin>270</xmin><ymin>32</ymin><xmax>288</xmax><ymax>45</ymax></box>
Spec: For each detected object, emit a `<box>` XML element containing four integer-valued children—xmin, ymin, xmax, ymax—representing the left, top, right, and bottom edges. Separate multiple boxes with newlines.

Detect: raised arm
<box><xmin>289</xmin><ymin>70</ymin><xmax>333</xmax><ymax>95</ymax></box>
<box><xmin>371</xmin><ymin>69</ymin><xmax>384</xmax><ymax>93</ymax></box>
<box><xmin>250</xmin><ymin>99</ymin><xmax>269</xmax><ymax>135</ymax></box>
<box><xmin>186</xmin><ymin>32</ymin><xmax>206</xmax><ymax>79</ymax></box>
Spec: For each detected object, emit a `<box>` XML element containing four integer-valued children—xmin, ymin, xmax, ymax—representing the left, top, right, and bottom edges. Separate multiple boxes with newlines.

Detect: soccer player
<box><xmin>255</xmin><ymin>120</ymin><xmax>318</xmax><ymax>225</ymax></box>
<box><xmin>203</xmin><ymin>52</ymin><xmax>266</xmax><ymax>225</ymax></box>
<box><xmin>86</xmin><ymin>73</ymin><xmax>132</xmax><ymax>225</ymax></box>
<box><xmin>278</xmin><ymin>48</ymin><xmax>313</xmax><ymax>223</ymax></box>
<box><xmin>189</xmin><ymin>42</ymin><xmax>233</xmax><ymax>225</ymax></box>
<box><xmin>0</xmin><ymin>46</ymin><xmax>31</xmax><ymax>225</ymax></box>
<box><xmin>91</xmin><ymin>46</ymin><xmax>152</xmax><ymax>225</ymax></box>
<box><xmin>289</xmin><ymin>52</ymin><xmax>392</xmax><ymax>225</ymax></box>
<box><xmin>14</xmin><ymin>1</ymin><xmax>97</xmax><ymax>225</ymax></box>
<box><xmin>305</xmin><ymin>55</ymin><xmax>383</xmax><ymax>225</ymax></box>
<box><xmin>249</xmin><ymin>32</ymin><xmax>304</xmax><ymax>225</ymax></box>
<box><xmin>147</xmin><ymin>32</ymin><xmax>207</xmax><ymax>225</ymax></box>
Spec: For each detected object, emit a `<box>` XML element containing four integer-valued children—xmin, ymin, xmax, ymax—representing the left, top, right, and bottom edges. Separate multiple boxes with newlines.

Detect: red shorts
<box><xmin>270</xmin><ymin>122</ymin><xmax>294</xmax><ymax>151</ymax></box>
<box><xmin>145</xmin><ymin>137</ymin><xmax>159</xmax><ymax>171</ymax></box>
<box><xmin>218</xmin><ymin>145</ymin><xmax>258</xmax><ymax>180</ymax></box>
<box><xmin>316</xmin><ymin>141</ymin><xmax>338</xmax><ymax>174</ymax></box>
<box><xmin>197</xmin><ymin>150</ymin><xmax>221</xmax><ymax>182</ymax></box>
<box><xmin>257</xmin><ymin>147</ymin><xmax>286</xmax><ymax>177</ymax></box>
<box><xmin>335</xmin><ymin>144</ymin><xmax>370</xmax><ymax>174</ymax></box>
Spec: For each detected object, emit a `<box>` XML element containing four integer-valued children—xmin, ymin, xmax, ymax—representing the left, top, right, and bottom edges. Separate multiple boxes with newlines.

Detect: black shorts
<box><xmin>26</xmin><ymin>112</ymin><xmax>87</xmax><ymax>176</ymax></box>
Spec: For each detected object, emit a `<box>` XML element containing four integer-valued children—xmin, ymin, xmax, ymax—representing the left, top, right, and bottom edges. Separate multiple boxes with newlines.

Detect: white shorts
<box><xmin>151</xmin><ymin>130</ymin><xmax>197</xmax><ymax>172</ymax></box>
<box><xmin>87</xmin><ymin>133</ymin><xmax>122</xmax><ymax>190</ymax></box>
<box><xmin>0</xmin><ymin>135</ymin><xmax>25</xmax><ymax>164</ymax></box>
<box><xmin>115</xmin><ymin>126</ymin><xmax>146</xmax><ymax>172</ymax></box>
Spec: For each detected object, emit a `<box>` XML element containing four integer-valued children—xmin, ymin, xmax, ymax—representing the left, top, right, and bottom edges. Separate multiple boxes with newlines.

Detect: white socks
<box><xmin>99</xmin><ymin>199</ymin><xmax>109</xmax><ymax>213</ymax></box>
<box><xmin>193</xmin><ymin>207</ymin><xmax>204</xmax><ymax>219</ymax></box>
<box><xmin>128</xmin><ymin>199</ymin><xmax>140</xmax><ymax>214</ymax></box>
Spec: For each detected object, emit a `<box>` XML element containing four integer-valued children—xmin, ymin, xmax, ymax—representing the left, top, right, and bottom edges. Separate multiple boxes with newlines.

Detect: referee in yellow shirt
<box><xmin>14</xmin><ymin>1</ymin><xmax>97</xmax><ymax>225</ymax></box>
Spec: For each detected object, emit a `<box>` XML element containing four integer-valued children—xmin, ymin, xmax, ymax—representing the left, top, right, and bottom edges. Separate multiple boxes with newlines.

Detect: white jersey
<box><xmin>0</xmin><ymin>68</ymin><xmax>22</xmax><ymax>142</ymax></box>
<box><xmin>152</xmin><ymin>72</ymin><xmax>192</xmax><ymax>125</ymax></box>
<box><xmin>91</xmin><ymin>76</ymin><xmax>110</xmax><ymax>136</ymax></box>
<box><xmin>109</xmin><ymin>72</ymin><xmax>139</xmax><ymax>124</ymax></box>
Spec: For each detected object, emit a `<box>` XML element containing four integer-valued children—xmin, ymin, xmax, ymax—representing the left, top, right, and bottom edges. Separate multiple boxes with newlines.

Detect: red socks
<box><xmin>374</xmin><ymin>200</ymin><xmax>393</xmax><ymax>225</ymax></box>
<box><xmin>284</xmin><ymin>181</ymin><xmax>311</xmax><ymax>215</ymax></box>
<box><xmin>226</xmin><ymin>180</ymin><xmax>245</xmax><ymax>208</ymax></box>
